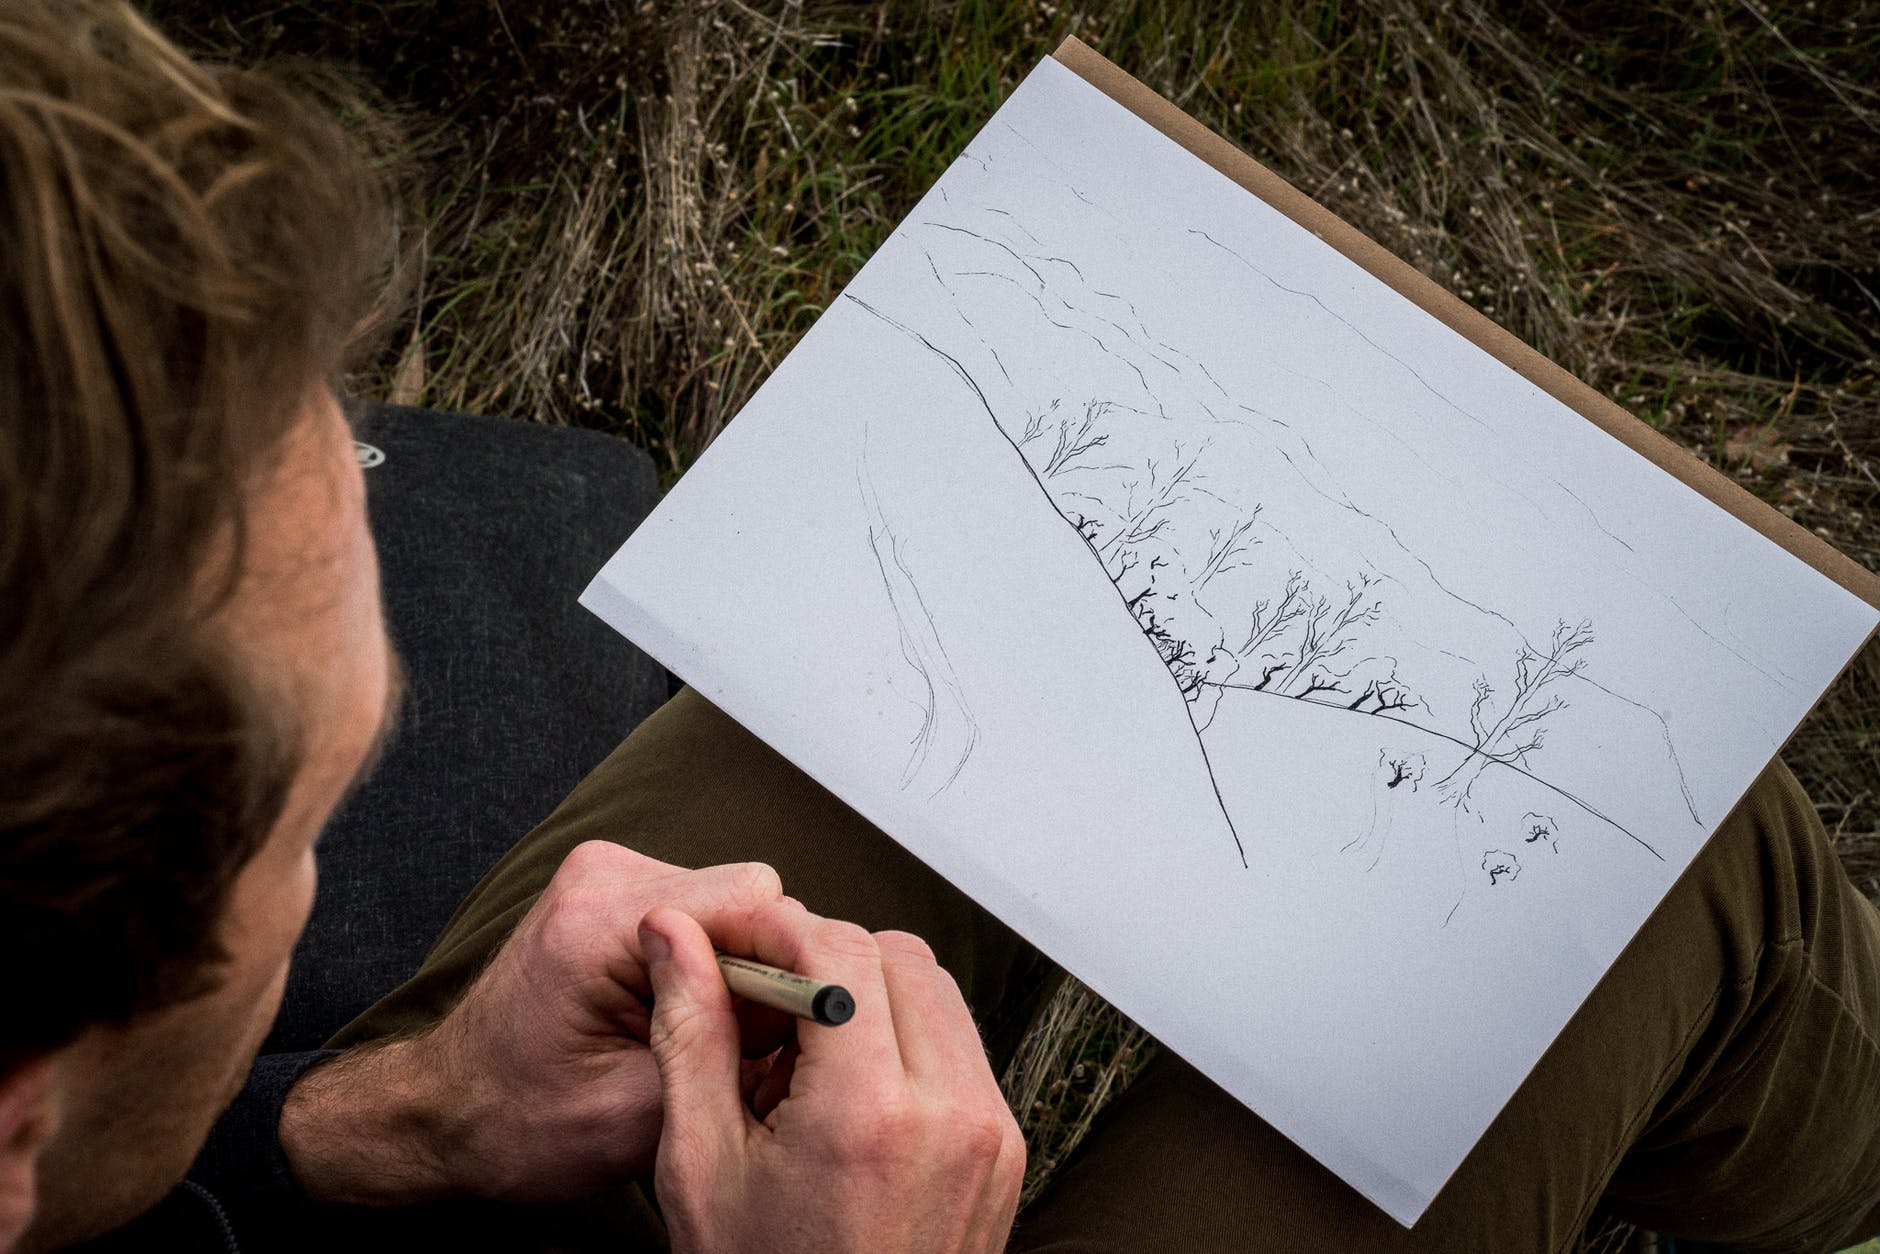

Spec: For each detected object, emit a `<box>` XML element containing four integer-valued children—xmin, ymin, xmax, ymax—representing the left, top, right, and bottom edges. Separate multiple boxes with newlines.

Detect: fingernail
<box><xmin>640</xmin><ymin>924</ymin><xmax>671</xmax><ymax>965</ymax></box>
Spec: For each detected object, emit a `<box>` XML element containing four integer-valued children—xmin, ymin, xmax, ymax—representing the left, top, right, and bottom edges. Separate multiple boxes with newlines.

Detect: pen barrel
<box><xmin>715</xmin><ymin>953</ymin><xmax>855</xmax><ymax>1026</ymax></box>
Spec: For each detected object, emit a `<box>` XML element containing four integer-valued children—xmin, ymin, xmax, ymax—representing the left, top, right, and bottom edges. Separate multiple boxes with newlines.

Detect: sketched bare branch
<box><xmin>1237</xmin><ymin>570</ymin><xmax>1309</xmax><ymax>660</ymax></box>
<box><xmin>1042</xmin><ymin>401</ymin><xmax>1112</xmax><ymax>477</ymax></box>
<box><xmin>1193</xmin><ymin>509</ymin><xmax>1261</xmax><ymax>589</ymax></box>
<box><xmin>1099</xmin><ymin>443</ymin><xmax>1205</xmax><ymax>558</ymax></box>
<box><xmin>1439</xmin><ymin>618</ymin><xmax>1595</xmax><ymax>797</ymax></box>
<box><xmin>1276</xmin><ymin>573</ymin><xmax>1383</xmax><ymax>698</ymax></box>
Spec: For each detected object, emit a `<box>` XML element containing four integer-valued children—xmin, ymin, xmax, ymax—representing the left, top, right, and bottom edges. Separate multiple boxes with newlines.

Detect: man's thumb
<box><xmin>640</xmin><ymin>906</ymin><xmax>744</xmax><ymax>1149</ymax></box>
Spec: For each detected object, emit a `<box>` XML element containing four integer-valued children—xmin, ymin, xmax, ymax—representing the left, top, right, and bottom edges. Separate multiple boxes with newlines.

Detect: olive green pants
<box><xmin>332</xmin><ymin>689</ymin><xmax>1880</xmax><ymax>1252</ymax></box>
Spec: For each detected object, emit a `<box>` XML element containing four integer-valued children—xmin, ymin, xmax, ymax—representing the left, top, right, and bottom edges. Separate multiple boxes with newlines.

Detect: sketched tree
<box><xmin>1437</xmin><ymin>618</ymin><xmax>1594</xmax><ymax>806</ymax></box>
<box><xmin>1272</xmin><ymin>574</ymin><xmax>1384</xmax><ymax>700</ymax></box>
<box><xmin>1017</xmin><ymin>400</ymin><xmax>1061</xmax><ymax>450</ymax></box>
<box><xmin>1344</xmin><ymin>660</ymin><xmax>1422</xmax><ymax>716</ymax></box>
<box><xmin>1482</xmin><ymin>849</ymin><xmax>1522</xmax><ymax>886</ymax></box>
<box><xmin>1378</xmin><ymin>749</ymin><xmax>1428</xmax><ymax>791</ymax></box>
<box><xmin>1234</xmin><ymin>570</ymin><xmax>1309</xmax><ymax>690</ymax></box>
<box><xmin>1522</xmin><ymin>813</ymin><xmax>1559</xmax><ymax>852</ymax></box>
<box><xmin>1097</xmin><ymin>444</ymin><xmax>1204</xmax><ymax>560</ymax></box>
<box><xmin>1191</xmin><ymin>511</ymin><xmax>1261</xmax><ymax>592</ymax></box>
<box><xmin>1019</xmin><ymin>399</ymin><xmax>1115</xmax><ymax>479</ymax></box>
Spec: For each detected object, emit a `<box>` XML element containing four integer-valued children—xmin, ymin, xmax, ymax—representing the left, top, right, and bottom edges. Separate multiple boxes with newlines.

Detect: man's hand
<box><xmin>642</xmin><ymin>901</ymin><xmax>1026</xmax><ymax>1253</ymax></box>
<box><xmin>279</xmin><ymin>840</ymin><xmax>784</xmax><ymax>1203</ymax></box>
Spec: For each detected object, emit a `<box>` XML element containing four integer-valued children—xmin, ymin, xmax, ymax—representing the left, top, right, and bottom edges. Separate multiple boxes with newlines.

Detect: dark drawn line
<box><xmin>1259</xmin><ymin>445</ymin><xmax>1513</xmax><ymax>633</ymax></box>
<box><xmin>1237</xmin><ymin>402</ymin><xmax>1292</xmax><ymax>430</ymax></box>
<box><xmin>862</xmin><ymin>520</ymin><xmax>937</xmax><ymax>778</ymax></box>
<box><xmin>1203</xmin><ymin>679</ymin><xmax>1664</xmax><ymax>861</ymax></box>
<box><xmin>923</xmin><ymin>250</ymin><xmax>1013</xmax><ymax>386</ymax></box>
<box><xmin>1158</xmin><ymin>341</ymin><xmax>1233</xmax><ymax>399</ymax></box>
<box><xmin>843</xmin><ymin>291</ymin><xmax>1249</xmax><ymax>867</ymax></box>
<box><xmin>1442</xmin><ymin>810</ymin><xmax>1490</xmax><ymax>928</ymax></box>
<box><xmin>1189</xmin><ymin>227</ymin><xmax>1494</xmax><ymax>434</ymax></box>
<box><xmin>1091</xmin><ymin>288</ymin><xmax>1155</xmax><ymax>340</ymax></box>
<box><xmin>923</xmin><ymin>220</ymin><xmax>1047</xmax><ymax>288</ymax></box>
<box><xmin>955</xmin><ymin>270</ymin><xmax>1111</xmax><ymax>351</ymax></box>
<box><xmin>950</xmin><ymin>268</ymin><xmax>1162</xmax><ymax>412</ymax></box>
<box><xmin>1025</xmin><ymin>251</ymin><xmax>1087</xmax><ymax>283</ymax></box>
<box><xmin>992</xmin><ymin>265</ymin><xmax>1218</xmax><ymax>414</ymax></box>
<box><xmin>990</xmin><ymin>119</ymin><xmax>1129</xmax><ymax>224</ymax></box>
<box><xmin>1245</xmin><ymin>517</ymin><xmax>1341</xmax><ymax>592</ymax></box>
<box><xmin>1554</xmin><ymin>480</ymin><xmax>1637</xmax><ymax>554</ymax></box>
<box><xmin>1187</xmin><ymin>484</ymin><xmax>1240</xmax><ymax>509</ymax></box>
<box><xmin>981</xmin><ymin>205</ymin><xmax>1041</xmax><ymax>244</ymax></box>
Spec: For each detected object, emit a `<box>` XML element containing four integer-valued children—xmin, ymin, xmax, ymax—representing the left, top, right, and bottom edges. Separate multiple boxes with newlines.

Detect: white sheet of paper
<box><xmin>581</xmin><ymin>57</ymin><xmax>1878</xmax><ymax>1225</ymax></box>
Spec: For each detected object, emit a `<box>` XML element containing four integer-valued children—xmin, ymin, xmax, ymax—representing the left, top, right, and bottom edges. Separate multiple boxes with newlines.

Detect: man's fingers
<box><xmin>640</xmin><ymin>906</ymin><xmax>748</xmax><ymax>1165</ymax></box>
<box><xmin>964</xmin><ymin>1117</ymin><xmax>1027</xmax><ymax>1253</ymax></box>
<box><xmin>551</xmin><ymin>856</ymin><xmax>783</xmax><ymax>998</ymax></box>
<box><xmin>652</xmin><ymin>860</ymin><xmax>785</xmax><ymax>935</ymax></box>
<box><xmin>873</xmin><ymin>930</ymin><xmax>993</xmax><ymax>1088</ymax></box>
<box><xmin>730</xmin><ymin>901</ymin><xmax>901</xmax><ymax>1086</ymax></box>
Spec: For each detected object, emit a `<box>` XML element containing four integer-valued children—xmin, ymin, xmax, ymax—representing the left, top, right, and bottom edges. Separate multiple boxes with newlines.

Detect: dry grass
<box><xmin>156</xmin><ymin>0</ymin><xmax>1880</xmax><ymax>1200</ymax></box>
<box><xmin>997</xmin><ymin>977</ymin><xmax>1153</xmax><ymax>1210</ymax></box>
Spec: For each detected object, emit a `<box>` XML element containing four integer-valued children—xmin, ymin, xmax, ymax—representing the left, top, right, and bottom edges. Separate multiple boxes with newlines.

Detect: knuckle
<box><xmin>995</xmin><ymin>1126</ymin><xmax>1028</xmax><ymax>1193</ymax></box>
<box><xmin>536</xmin><ymin>879</ymin><xmax>601</xmax><ymax>941</ymax></box>
<box><xmin>563</xmin><ymin>839</ymin><xmax>683</xmax><ymax>886</ymax></box>
<box><xmin>872</xmin><ymin>929</ymin><xmax>937</xmax><ymax>964</ymax></box>
<box><xmin>726</xmin><ymin>860</ymin><xmax>783</xmax><ymax>902</ymax></box>
<box><xmin>957</xmin><ymin>1104</ymin><xmax>1010</xmax><ymax>1165</ymax></box>
<box><xmin>648</xmin><ymin>994</ymin><xmax>719</xmax><ymax>1057</ymax></box>
<box><xmin>812</xmin><ymin>918</ymin><xmax>880</xmax><ymax>964</ymax></box>
<box><xmin>559</xmin><ymin>839</ymin><xmax>624</xmax><ymax>878</ymax></box>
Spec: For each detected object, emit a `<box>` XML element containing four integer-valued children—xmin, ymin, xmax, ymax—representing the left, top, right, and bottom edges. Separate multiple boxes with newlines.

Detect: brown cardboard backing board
<box><xmin>1051</xmin><ymin>36</ymin><xmax>1880</xmax><ymax>612</ymax></box>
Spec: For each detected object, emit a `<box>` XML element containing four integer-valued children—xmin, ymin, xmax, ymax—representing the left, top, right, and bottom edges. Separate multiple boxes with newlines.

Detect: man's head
<box><xmin>0</xmin><ymin>2</ymin><xmax>398</xmax><ymax>1244</ymax></box>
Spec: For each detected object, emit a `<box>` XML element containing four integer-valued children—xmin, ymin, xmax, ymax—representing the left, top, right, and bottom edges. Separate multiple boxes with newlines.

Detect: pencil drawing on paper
<box><xmin>831</xmin><ymin>99</ymin><xmax>1737</xmax><ymax>926</ymax></box>
<box><xmin>583</xmin><ymin>61</ymin><xmax>1880</xmax><ymax>1222</ymax></box>
<box><xmin>857</xmin><ymin>427</ymin><xmax>979</xmax><ymax>797</ymax></box>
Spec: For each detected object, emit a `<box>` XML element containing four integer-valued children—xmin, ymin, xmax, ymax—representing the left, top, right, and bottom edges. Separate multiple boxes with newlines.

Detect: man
<box><xmin>3</xmin><ymin>2</ymin><xmax>1878</xmax><ymax>1251</ymax></box>
<box><xmin>0</xmin><ymin>3</ymin><xmax>1017</xmax><ymax>1249</ymax></box>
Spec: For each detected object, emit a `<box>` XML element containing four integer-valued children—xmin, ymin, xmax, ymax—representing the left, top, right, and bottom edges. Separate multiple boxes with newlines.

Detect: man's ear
<box><xmin>0</xmin><ymin>1055</ymin><xmax>59</xmax><ymax>1254</ymax></box>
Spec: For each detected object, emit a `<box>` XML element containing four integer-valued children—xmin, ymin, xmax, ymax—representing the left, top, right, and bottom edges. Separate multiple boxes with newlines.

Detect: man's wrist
<box><xmin>278</xmin><ymin>1034</ymin><xmax>470</xmax><ymax>1204</ymax></box>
